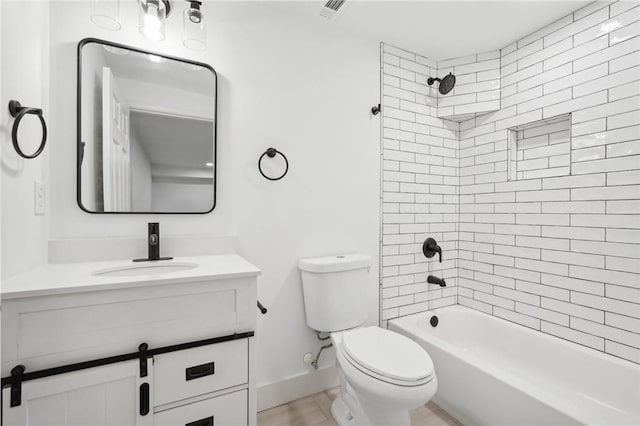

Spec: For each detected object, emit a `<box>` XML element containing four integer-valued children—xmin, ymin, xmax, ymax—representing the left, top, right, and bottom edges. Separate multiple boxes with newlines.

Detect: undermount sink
<box><xmin>92</xmin><ymin>261</ymin><xmax>199</xmax><ymax>278</ymax></box>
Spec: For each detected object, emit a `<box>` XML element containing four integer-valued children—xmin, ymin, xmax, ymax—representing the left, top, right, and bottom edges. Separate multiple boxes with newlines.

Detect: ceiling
<box><xmin>261</xmin><ymin>1</ymin><xmax>592</xmax><ymax>60</ymax></box>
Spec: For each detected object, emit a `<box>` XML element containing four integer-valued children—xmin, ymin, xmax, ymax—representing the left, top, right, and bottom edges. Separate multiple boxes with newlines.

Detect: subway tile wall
<box><xmin>437</xmin><ymin>51</ymin><xmax>501</xmax><ymax>120</ymax></box>
<box><xmin>381</xmin><ymin>0</ymin><xmax>640</xmax><ymax>363</ymax></box>
<box><xmin>380</xmin><ymin>44</ymin><xmax>460</xmax><ymax>325</ymax></box>
<box><xmin>507</xmin><ymin>114</ymin><xmax>572</xmax><ymax>180</ymax></box>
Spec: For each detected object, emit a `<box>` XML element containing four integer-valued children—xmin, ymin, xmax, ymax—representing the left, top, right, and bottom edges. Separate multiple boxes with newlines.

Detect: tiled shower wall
<box><xmin>437</xmin><ymin>51</ymin><xmax>501</xmax><ymax>120</ymax></box>
<box><xmin>380</xmin><ymin>44</ymin><xmax>460</xmax><ymax>323</ymax></box>
<box><xmin>381</xmin><ymin>0</ymin><xmax>640</xmax><ymax>363</ymax></box>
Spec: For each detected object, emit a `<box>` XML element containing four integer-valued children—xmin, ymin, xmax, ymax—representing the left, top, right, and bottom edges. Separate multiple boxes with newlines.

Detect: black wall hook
<box><xmin>371</xmin><ymin>104</ymin><xmax>381</xmax><ymax>115</ymax></box>
<box><xmin>8</xmin><ymin>100</ymin><xmax>48</xmax><ymax>159</ymax></box>
<box><xmin>258</xmin><ymin>147</ymin><xmax>289</xmax><ymax>181</ymax></box>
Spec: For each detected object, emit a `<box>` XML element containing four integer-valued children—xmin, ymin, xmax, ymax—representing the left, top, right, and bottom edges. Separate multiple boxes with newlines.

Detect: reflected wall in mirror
<box><xmin>77</xmin><ymin>38</ymin><xmax>216</xmax><ymax>213</ymax></box>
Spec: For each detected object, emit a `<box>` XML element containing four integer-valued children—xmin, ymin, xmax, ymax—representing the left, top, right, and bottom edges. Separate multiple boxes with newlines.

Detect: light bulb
<box><xmin>139</xmin><ymin>0</ymin><xmax>168</xmax><ymax>41</ymax></box>
<box><xmin>143</xmin><ymin>13</ymin><xmax>161</xmax><ymax>31</ymax></box>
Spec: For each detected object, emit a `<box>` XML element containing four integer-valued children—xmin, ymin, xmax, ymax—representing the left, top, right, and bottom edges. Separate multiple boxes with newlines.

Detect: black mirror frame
<box><xmin>76</xmin><ymin>37</ymin><xmax>217</xmax><ymax>214</ymax></box>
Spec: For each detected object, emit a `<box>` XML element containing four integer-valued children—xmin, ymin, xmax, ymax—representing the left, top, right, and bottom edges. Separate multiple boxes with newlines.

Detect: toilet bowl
<box><xmin>330</xmin><ymin>326</ymin><xmax>437</xmax><ymax>426</ymax></box>
<box><xmin>299</xmin><ymin>253</ymin><xmax>438</xmax><ymax>426</ymax></box>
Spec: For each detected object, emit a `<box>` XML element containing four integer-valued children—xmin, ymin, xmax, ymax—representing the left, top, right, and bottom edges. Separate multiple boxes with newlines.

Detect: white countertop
<box><xmin>1</xmin><ymin>254</ymin><xmax>260</xmax><ymax>300</ymax></box>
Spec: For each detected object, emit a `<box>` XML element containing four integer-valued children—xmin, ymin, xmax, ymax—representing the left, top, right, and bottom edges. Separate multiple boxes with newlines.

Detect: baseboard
<box><xmin>257</xmin><ymin>365</ymin><xmax>339</xmax><ymax>411</ymax></box>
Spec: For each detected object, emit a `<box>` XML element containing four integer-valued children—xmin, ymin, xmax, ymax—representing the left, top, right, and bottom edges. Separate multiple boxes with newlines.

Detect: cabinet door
<box><xmin>2</xmin><ymin>360</ymin><xmax>153</xmax><ymax>426</ymax></box>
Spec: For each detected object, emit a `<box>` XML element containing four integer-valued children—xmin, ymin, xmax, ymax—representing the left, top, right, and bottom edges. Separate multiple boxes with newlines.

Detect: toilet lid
<box><xmin>342</xmin><ymin>327</ymin><xmax>434</xmax><ymax>384</ymax></box>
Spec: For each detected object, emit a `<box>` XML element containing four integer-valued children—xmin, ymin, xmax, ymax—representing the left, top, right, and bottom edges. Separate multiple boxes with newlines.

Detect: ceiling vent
<box><xmin>319</xmin><ymin>0</ymin><xmax>347</xmax><ymax>19</ymax></box>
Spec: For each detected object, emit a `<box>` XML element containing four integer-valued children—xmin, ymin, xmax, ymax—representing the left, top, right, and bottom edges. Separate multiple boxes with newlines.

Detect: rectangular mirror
<box><xmin>77</xmin><ymin>38</ymin><xmax>216</xmax><ymax>213</ymax></box>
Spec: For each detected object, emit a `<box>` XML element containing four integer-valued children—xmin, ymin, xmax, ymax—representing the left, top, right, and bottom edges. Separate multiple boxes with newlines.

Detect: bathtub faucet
<box><xmin>427</xmin><ymin>275</ymin><xmax>446</xmax><ymax>287</ymax></box>
<box><xmin>423</xmin><ymin>237</ymin><xmax>442</xmax><ymax>262</ymax></box>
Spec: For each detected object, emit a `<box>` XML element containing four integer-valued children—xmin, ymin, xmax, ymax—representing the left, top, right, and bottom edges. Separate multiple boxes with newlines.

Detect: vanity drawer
<box><xmin>155</xmin><ymin>389</ymin><xmax>247</xmax><ymax>426</ymax></box>
<box><xmin>154</xmin><ymin>339</ymin><xmax>248</xmax><ymax>406</ymax></box>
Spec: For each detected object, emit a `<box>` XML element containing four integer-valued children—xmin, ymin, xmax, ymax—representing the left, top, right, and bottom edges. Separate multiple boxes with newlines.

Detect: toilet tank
<box><xmin>299</xmin><ymin>254</ymin><xmax>371</xmax><ymax>332</ymax></box>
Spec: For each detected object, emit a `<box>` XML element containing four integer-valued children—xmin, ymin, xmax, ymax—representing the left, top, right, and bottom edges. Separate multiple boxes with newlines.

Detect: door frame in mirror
<box><xmin>76</xmin><ymin>37</ymin><xmax>218</xmax><ymax>214</ymax></box>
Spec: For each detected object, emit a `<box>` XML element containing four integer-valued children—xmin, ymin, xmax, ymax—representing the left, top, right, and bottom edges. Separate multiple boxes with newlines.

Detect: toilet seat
<box><xmin>340</xmin><ymin>326</ymin><xmax>434</xmax><ymax>387</ymax></box>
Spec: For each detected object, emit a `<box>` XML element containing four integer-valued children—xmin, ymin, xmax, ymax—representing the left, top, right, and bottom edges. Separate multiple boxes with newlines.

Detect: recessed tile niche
<box><xmin>507</xmin><ymin>114</ymin><xmax>571</xmax><ymax>181</ymax></box>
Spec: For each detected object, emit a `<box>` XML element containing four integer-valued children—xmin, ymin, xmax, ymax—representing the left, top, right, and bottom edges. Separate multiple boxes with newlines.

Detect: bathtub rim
<box><xmin>389</xmin><ymin>305</ymin><xmax>640</xmax><ymax>426</ymax></box>
<box><xmin>390</xmin><ymin>304</ymin><xmax>639</xmax><ymax>370</ymax></box>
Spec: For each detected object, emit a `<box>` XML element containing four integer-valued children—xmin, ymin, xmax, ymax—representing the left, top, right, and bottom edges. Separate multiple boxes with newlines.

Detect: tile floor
<box><xmin>257</xmin><ymin>387</ymin><xmax>461</xmax><ymax>426</ymax></box>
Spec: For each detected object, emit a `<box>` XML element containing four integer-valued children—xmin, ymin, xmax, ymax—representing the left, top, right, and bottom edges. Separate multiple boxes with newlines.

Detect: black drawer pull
<box><xmin>186</xmin><ymin>416</ymin><xmax>214</xmax><ymax>426</ymax></box>
<box><xmin>139</xmin><ymin>383</ymin><xmax>150</xmax><ymax>416</ymax></box>
<box><xmin>185</xmin><ymin>362</ymin><xmax>215</xmax><ymax>381</ymax></box>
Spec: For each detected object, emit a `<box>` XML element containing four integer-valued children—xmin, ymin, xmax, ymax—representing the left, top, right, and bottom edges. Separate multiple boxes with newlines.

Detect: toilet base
<box><xmin>356</xmin><ymin>396</ymin><xmax>412</xmax><ymax>426</ymax></box>
<box><xmin>331</xmin><ymin>396</ymin><xmax>354</xmax><ymax>426</ymax></box>
<box><xmin>329</xmin><ymin>328</ymin><xmax>436</xmax><ymax>426</ymax></box>
<box><xmin>331</xmin><ymin>392</ymin><xmax>413</xmax><ymax>426</ymax></box>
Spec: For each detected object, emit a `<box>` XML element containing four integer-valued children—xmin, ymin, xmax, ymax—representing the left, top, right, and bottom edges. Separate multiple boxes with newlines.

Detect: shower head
<box><xmin>427</xmin><ymin>72</ymin><xmax>456</xmax><ymax>95</ymax></box>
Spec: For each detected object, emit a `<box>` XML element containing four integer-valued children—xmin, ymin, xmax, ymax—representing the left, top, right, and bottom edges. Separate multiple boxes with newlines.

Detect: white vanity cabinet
<box><xmin>1</xmin><ymin>255</ymin><xmax>260</xmax><ymax>426</ymax></box>
<box><xmin>2</xmin><ymin>360</ymin><xmax>154</xmax><ymax>426</ymax></box>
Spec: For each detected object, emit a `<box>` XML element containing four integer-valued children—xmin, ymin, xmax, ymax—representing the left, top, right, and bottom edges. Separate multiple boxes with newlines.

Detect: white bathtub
<box><xmin>389</xmin><ymin>305</ymin><xmax>640</xmax><ymax>426</ymax></box>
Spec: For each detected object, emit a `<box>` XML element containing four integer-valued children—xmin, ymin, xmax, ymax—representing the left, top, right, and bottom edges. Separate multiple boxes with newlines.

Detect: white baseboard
<box><xmin>257</xmin><ymin>365</ymin><xmax>339</xmax><ymax>411</ymax></box>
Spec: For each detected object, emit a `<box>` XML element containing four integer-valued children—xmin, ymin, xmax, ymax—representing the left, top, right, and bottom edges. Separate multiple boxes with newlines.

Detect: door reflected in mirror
<box><xmin>78</xmin><ymin>39</ymin><xmax>216</xmax><ymax>213</ymax></box>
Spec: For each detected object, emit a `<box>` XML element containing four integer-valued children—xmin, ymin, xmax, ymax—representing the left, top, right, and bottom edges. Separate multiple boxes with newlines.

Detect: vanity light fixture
<box><xmin>183</xmin><ymin>0</ymin><xmax>206</xmax><ymax>51</ymax></box>
<box><xmin>139</xmin><ymin>0</ymin><xmax>172</xmax><ymax>41</ymax></box>
<box><xmin>90</xmin><ymin>0</ymin><xmax>208</xmax><ymax>50</ymax></box>
<box><xmin>90</xmin><ymin>0</ymin><xmax>122</xmax><ymax>31</ymax></box>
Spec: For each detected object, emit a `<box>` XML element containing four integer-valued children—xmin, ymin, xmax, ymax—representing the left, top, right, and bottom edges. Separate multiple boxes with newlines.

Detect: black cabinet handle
<box><xmin>185</xmin><ymin>362</ymin><xmax>215</xmax><ymax>381</ymax></box>
<box><xmin>139</xmin><ymin>383</ymin><xmax>150</xmax><ymax>416</ymax></box>
<box><xmin>9</xmin><ymin>365</ymin><xmax>25</xmax><ymax>407</ymax></box>
<box><xmin>186</xmin><ymin>416</ymin><xmax>214</xmax><ymax>426</ymax></box>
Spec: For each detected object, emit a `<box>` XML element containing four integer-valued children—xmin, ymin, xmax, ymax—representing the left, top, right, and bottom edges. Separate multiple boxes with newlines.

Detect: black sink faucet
<box><xmin>423</xmin><ymin>237</ymin><xmax>442</xmax><ymax>262</ymax></box>
<box><xmin>133</xmin><ymin>222</ymin><xmax>173</xmax><ymax>262</ymax></box>
<box><xmin>148</xmin><ymin>222</ymin><xmax>160</xmax><ymax>260</ymax></box>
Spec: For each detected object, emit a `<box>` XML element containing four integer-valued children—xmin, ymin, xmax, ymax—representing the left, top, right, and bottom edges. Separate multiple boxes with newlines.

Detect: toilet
<box><xmin>299</xmin><ymin>254</ymin><xmax>437</xmax><ymax>426</ymax></box>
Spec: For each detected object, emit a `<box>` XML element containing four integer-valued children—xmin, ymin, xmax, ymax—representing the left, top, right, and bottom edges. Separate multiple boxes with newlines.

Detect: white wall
<box><xmin>118</xmin><ymin>78</ymin><xmax>214</xmax><ymax>120</ymax></box>
<box><xmin>47</xmin><ymin>0</ymin><xmax>380</xmax><ymax>406</ymax></box>
<box><xmin>151</xmin><ymin>179</ymin><xmax>212</xmax><ymax>212</ymax></box>
<box><xmin>1</xmin><ymin>0</ymin><xmax>50</xmax><ymax>279</ymax></box>
<box><xmin>130</xmin><ymin>128</ymin><xmax>152</xmax><ymax>211</ymax></box>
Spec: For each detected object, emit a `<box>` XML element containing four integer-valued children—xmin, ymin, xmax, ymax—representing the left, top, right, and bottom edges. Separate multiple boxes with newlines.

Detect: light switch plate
<box><xmin>34</xmin><ymin>181</ymin><xmax>45</xmax><ymax>216</ymax></box>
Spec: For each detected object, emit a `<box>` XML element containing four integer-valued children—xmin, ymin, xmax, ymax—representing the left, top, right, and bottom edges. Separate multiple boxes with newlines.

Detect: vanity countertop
<box><xmin>1</xmin><ymin>254</ymin><xmax>260</xmax><ymax>300</ymax></box>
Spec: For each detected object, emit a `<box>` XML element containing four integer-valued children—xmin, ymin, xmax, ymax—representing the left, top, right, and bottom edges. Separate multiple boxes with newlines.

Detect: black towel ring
<box><xmin>258</xmin><ymin>147</ymin><xmax>289</xmax><ymax>181</ymax></box>
<box><xmin>9</xmin><ymin>100</ymin><xmax>48</xmax><ymax>159</ymax></box>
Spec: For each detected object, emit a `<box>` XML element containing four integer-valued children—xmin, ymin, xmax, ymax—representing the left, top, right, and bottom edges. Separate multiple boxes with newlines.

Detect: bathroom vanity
<box><xmin>1</xmin><ymin>254</ymin><xmax>260</xmax><ymax>426</ymax></box>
